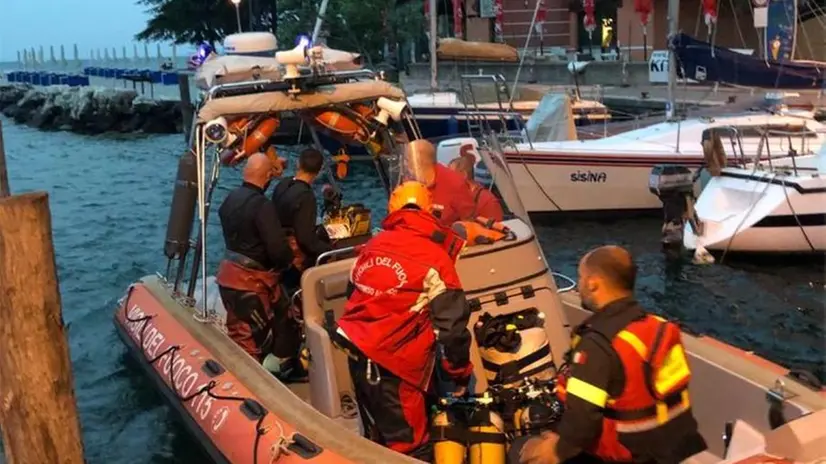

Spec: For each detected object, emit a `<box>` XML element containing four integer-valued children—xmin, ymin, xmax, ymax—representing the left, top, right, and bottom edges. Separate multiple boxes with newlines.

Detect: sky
<box><xmin>0</xmin><ymin>0</ymin><xmax>184</xmax><ymax>62</ymax></box>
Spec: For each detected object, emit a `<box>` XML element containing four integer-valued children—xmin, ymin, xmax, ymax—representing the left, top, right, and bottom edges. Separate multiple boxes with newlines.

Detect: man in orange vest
<box><xmin>520</xmin><ymin>245</ymin><xmax>707</xmax><ymax>464</ymax></box>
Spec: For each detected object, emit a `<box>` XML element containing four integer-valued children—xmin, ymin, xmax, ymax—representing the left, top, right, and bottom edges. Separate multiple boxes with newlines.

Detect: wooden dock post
<box><xmin>178</xmin><ymin>73</ymin><xmax>194</xmax><ymax>142</ymax></box>
<box><xmin>0</xmin><ymin>120</ymin><xmax>9</xmax><ymax>197</ymax></box>
<box><xmin>0</xmin><ymin>122</ymin><xmax>85</xmax><ymax>464</ymax></box>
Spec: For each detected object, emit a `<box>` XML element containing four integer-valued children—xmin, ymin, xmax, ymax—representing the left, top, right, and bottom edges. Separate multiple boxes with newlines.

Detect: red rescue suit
<box><xmin>470</xmin><ymin>183</ymin><xmax>504</xmax><ymax>222</ymax></box>
<box><xmin>338</xmin><ymin>208</ymin><xmax>472</xmax><ymax>389</ymax></box>
<box><xmin>429</xmin><ymin>164</ymin><xmax>478</xmax><ymax>227</ymax></box>
<box><xmin>556</xmin><ymin>313</ymin><xmax>695</xmax><ymax>462</ymax></box>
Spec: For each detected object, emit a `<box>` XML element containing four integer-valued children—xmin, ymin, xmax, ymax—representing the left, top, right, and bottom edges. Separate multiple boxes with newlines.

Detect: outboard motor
<box><xmin>648</xmin><ymin>165</ymin><xmax>700</xmax><ymax>250</ymax></box>
<box><xmin>164</xmin><ymin>150</ymin><xmax>198</xmax><ymax>262</ymax></box>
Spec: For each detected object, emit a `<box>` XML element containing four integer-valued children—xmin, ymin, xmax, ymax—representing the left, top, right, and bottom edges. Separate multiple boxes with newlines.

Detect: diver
<box><xmin>447</xmin><ymin>155</ymin><xmax>504</xmax><ymax>221</ymax></box>
<box><xmin>215</xmin><ymin>153</ymin><xmax>296</xmax><ymax>372</ymax></box>
<box><xmin>520</xmin><ymin>245</ymin><xmax>707</xmax><ymax>464</ymax></box>
<box><xmin>404</xmin><ymin>139</ymin><xmax>478</xmax><ymax>227</ymax></box>
<box><xmin>333</xmin><ymin>181</ymin><xmax>473</xmax><ymax>461</ymax></box>
<box><xmin>271</xmin><ymin>148</ymin><xmax>333</xmax><ymax>294</ymax></box>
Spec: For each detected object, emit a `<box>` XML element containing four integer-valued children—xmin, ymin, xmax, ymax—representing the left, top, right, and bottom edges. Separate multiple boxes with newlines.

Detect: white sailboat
<box><xmin>684</xmin><ymin>133</ymin><xmax>826</xmax><ymax>255</ymax></box>
<box><xmin>496</xmin><ymin>0</ymin><xmax>825</xmax><ymax>216</ymax></box>
<box><xmin>504</xmin><ymin>102</ymin><xmax>825</xmax><ymax>214</ymax></box>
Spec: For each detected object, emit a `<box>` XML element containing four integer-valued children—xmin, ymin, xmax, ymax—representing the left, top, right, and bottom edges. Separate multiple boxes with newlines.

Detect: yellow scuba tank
<box><xmin>467</xmin><ymin>409</ymin><xmax>506</xmax><ymax>464</ymax></box>
<box><xmin>433</xmin><ymin>410</ymin><xmax>467</xmax><ymax>464</ymax></box>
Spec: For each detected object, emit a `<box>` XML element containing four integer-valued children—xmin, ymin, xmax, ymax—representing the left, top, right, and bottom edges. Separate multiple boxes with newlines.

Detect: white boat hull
<box><xmin>504</xmin><ymin>113</ymin><xmax>826</xmax><ymax>213</ymax></box>
<box><xmin>684</xmin><ymin>169</ymin><xmax>826</xmax><ymax>253</ymax></box>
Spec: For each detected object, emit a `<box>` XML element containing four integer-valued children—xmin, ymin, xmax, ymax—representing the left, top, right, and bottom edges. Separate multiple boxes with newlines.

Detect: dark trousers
<box><xmin>218</xmin><ymin>286</ymin><xmax>301</xmax><ymax>362</ymax></box>
<box><xmin>348</xmin><ymin>357</ymin><xmax>433</xmax><ymax>462</ymax></box>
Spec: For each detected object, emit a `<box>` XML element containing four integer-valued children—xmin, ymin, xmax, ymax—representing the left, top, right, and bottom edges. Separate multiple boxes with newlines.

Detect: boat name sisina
<box><xmin>570</xmin><ymin>170</ymin><xmax>608</xmax><ymax>183</ymax></box>
<box><xmin>126</xmin><ymin>304</ymin><xmax>216</xmax><ymax>422</ymax></box>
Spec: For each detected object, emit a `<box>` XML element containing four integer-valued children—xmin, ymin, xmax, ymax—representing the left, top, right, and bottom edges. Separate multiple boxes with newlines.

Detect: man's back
<box><xmin>339</xmin><ymin>209</ymin><xmax>466</xmax><ymax>389</ymax></box>
<box><xmin>219</xmin><ymin>182</ymin><xmax>292</xmax><ymax>270</ymax></box>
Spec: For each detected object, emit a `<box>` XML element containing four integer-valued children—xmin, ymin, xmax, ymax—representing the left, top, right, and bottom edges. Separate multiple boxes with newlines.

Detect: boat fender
<box><xmin>701</xmin><ymin>128</ymin><xmax>727</xmax><ymax>176</ymax></box>
<box><xmin>474</xmin><ymin>308</ymin><xmax>556</xmax><ymax>389</ymax></box>
<box><xmin>451</xmin><ymin>217</ymin><xmax>515</xmax><ymax>246</ymax></box>
<box><xmin>332</xmin><ymin>149</ymin><xmax>351</xmax><ymax>179</ymax></box>
<box><xmin>164</xmin><ymin>150</ymin><xmax>199</xmax><ymax>260</ymax></box>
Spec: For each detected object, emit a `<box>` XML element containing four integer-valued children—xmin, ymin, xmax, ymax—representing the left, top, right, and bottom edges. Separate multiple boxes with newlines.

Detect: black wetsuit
<box><xmin>219</xmin><ymin>182</ymin><xmax>294</xmax><ymax>270</ymax></box>
<box><xmin>217</xmin><ymin>182</ymin><xmax>298</xmax><ymax>362</ymax></box>
<box><xmin>272</xmin><ymin>179</ymin><xmax>333</xmax><ymax>290</ymax></box>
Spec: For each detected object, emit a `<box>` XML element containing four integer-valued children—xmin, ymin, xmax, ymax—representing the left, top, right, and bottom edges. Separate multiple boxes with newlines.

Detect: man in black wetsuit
<box><xmin>215</xmin><ymin>152</ymin><xmax>296</xmax><ymax>371</ymax></box>
<box><xmin>271</xmin><ymin>148</ymin><xmax>333</xmax><ymax>293</ymax></box>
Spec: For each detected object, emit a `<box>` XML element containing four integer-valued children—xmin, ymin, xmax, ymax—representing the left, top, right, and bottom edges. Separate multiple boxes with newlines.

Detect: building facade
<box><xmin>454</xmin><ymin>0</ymin><xmax>794</xmax><ymax>61</ymax></box>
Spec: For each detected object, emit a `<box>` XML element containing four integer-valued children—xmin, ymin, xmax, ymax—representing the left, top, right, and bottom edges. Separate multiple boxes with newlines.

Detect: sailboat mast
<box><xmin>312</xmin><ymin>0</ymin><xmax>331</xmax><ymax>44</ymax></box>
<box><xmin>666</xmin><ymin>0</ymin><xmax>679</xmax><ymax>121</ymax></box>
<box><xmin>429</xmin><ymin>0</ymin><xmax>438</xmax><ymax>91</ymax></box>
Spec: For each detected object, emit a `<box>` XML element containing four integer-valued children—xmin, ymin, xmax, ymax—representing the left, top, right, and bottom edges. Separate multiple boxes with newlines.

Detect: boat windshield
<box><xmin>381</xmin><ymin>136</ymin><xmax>530</xmax><ymax>224</ymax></box>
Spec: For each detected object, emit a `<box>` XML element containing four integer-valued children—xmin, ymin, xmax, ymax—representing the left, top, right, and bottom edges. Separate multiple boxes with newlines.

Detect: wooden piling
<box><xmin>0</xmin><ymin>129</ymin><xmax>85</xmax><ymax>463</ymax></box>
<box><xmin>0</xmin><ymin>120</ymin><xmax>9</xmax><ymax>197</ymax></box>
<box><xmin>178</xmin><ymin>73</ymin><xmax>194</xmax><ymax>142</ymax></box>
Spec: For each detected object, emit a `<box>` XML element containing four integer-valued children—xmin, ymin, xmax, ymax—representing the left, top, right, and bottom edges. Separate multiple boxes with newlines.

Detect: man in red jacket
<box><xmin>336</xmin><ymin>181</ymin><xmax>473</xmax><ymax>461</ymax></box>
<box><xmin>447</xmin><ymin>155</ymin><xmax>505</xmax><ymax>222</ymax></box>
<box><xmin>403</xmin><ymin>139</ymin><xmax>478</xmax><ymax>227</ymax></box>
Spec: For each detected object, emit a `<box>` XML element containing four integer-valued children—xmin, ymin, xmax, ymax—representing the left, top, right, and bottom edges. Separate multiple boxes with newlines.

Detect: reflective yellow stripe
<box><xmin>654</xmin><ymin>344</ymin><xmax>691</xmax><ymax>395</ymax></box>
<box><xmin>616</xmin><ymin>330</ymin><xmax>648</xmax><ymax>359</ymax></box>
<box><xmin>652</xmin><ymin>315</ymin><xmax>666</xmax><ymax>322</ymax></box>
<box><xmin>566</xmin><ymin>377</ymin><xmax>608</xmax><ymax>407</ymax></box>
<box><xmin>615</xmin><ymin>397</ymin><xmax>691</xmax><ymax>433</ymax></box>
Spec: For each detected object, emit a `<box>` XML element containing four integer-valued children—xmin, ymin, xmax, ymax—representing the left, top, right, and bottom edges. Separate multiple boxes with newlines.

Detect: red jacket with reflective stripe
<box><xmin>338</xmin><ymin>209</ymin><xmax>473</xmax><ymax>390</ymax></box>
<box><xmin>558</xmin><ymin>315</ymin><xmax>691</xmax><ymax>462</ymax></box>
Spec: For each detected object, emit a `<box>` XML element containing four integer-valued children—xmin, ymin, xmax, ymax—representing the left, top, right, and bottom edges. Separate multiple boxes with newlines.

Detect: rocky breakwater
<box><xmin>0</xmin><ymin>83</ymin><xmax>183</xmax><ymax>134</ymax></box>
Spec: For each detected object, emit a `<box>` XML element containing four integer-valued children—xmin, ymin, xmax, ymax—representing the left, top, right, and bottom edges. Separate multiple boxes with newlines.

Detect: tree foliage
<box><xmin>135</xmin><ymin>0</ymin><xmax>425</xmax><ymax>63</ymax></box>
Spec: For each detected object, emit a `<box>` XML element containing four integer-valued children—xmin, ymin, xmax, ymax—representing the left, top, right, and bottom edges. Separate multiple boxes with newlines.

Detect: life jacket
<box><xmin>474</xmin><ymin>308</ymin><xmax>556</xmax><ymax>389</ymax></box>
<box><xmin>451</xmin><ymin>216</ymin><xmax>515</xmax><ymax>246</ymax></box>
<box><xmin>557</xmin><ymin>312</ymin><xmax>693</xmax><ymax>462</ymax></box>
<box><xmin>215</xmin><ymin>257</ymin><xmax>282</xmax><ymax>312</ymax></box>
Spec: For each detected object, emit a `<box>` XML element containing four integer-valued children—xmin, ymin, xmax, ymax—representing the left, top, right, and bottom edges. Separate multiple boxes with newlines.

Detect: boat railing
<box><xmin>203</xmin><ymin>69</ymin><xmax>379</xmax><ymax>100</ymax></box>
<box><xmin>716</xmin><ymin>124</ymin><xmax>814</xmax><ymax>176</ymax></box>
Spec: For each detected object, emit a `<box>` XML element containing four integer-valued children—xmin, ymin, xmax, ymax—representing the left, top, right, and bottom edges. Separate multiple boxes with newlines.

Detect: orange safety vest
<box><xmin>557</xmin><ymin>314</ymin><xmax>692</xmax><ymax>462</ymax></box>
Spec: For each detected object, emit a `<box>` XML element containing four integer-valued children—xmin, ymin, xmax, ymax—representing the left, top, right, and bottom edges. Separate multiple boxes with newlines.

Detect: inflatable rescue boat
<box><xmin>114</xmin><ymin>37</ymin><xmax>826</xmax><ymax>464</ymax></box>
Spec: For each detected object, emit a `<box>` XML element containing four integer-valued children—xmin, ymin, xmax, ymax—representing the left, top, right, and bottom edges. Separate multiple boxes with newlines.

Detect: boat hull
<box><xmin>504</xmin><ymin>152</ymin><xmax>709</xmax><ymax>214</ymax></box>
<box><xmin>114</xmin><ymin>281</ymin><xmax>354</xmax><ymax>464</ymax></box>
<box><xmin>684</xmin><ymin>170</ymin><xmax>826</xmax><ymax>253</ymax></box>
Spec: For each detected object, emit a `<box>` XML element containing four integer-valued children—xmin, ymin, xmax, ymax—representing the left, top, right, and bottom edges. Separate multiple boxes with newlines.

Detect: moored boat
<box><xmin>114</xmin><ymin>40</ymin><xmax>825</xmax><ymax>464</ymax></box>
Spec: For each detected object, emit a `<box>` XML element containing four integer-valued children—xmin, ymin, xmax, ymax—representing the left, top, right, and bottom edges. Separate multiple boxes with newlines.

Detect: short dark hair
<box><xmin>584</xmin><ymin>246</ymin><xmax>637</xmax><ymax>291</ymax></box>
<box><xmin>298</xmin><ymin>148</ymin><xmax>324</xmax><ymax>175</ymax></box>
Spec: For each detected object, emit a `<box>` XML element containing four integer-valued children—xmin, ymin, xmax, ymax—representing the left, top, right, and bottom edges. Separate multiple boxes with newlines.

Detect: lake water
<box><xmin>0</xmin><ymin>116</ymin><xmax>823</xmax><ymax>463</ymax></box>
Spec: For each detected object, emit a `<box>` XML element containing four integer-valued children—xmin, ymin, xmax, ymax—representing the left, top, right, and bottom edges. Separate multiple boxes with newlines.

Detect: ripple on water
<box><xmin>0</xmin><ymin>116</ymin><xmax>822</xmax><ymax>463</ymax></box>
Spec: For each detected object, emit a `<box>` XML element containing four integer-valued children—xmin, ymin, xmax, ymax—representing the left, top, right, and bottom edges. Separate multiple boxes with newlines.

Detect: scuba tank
<box><xmin>467</xmin><ymin>408</ymin><xmax>506</xmax><ymax>464</ymax></box>
<box><xmin>432</xmin><ymin>409</ymin><xmax>467</xmax><ymax>464</ymax></box>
